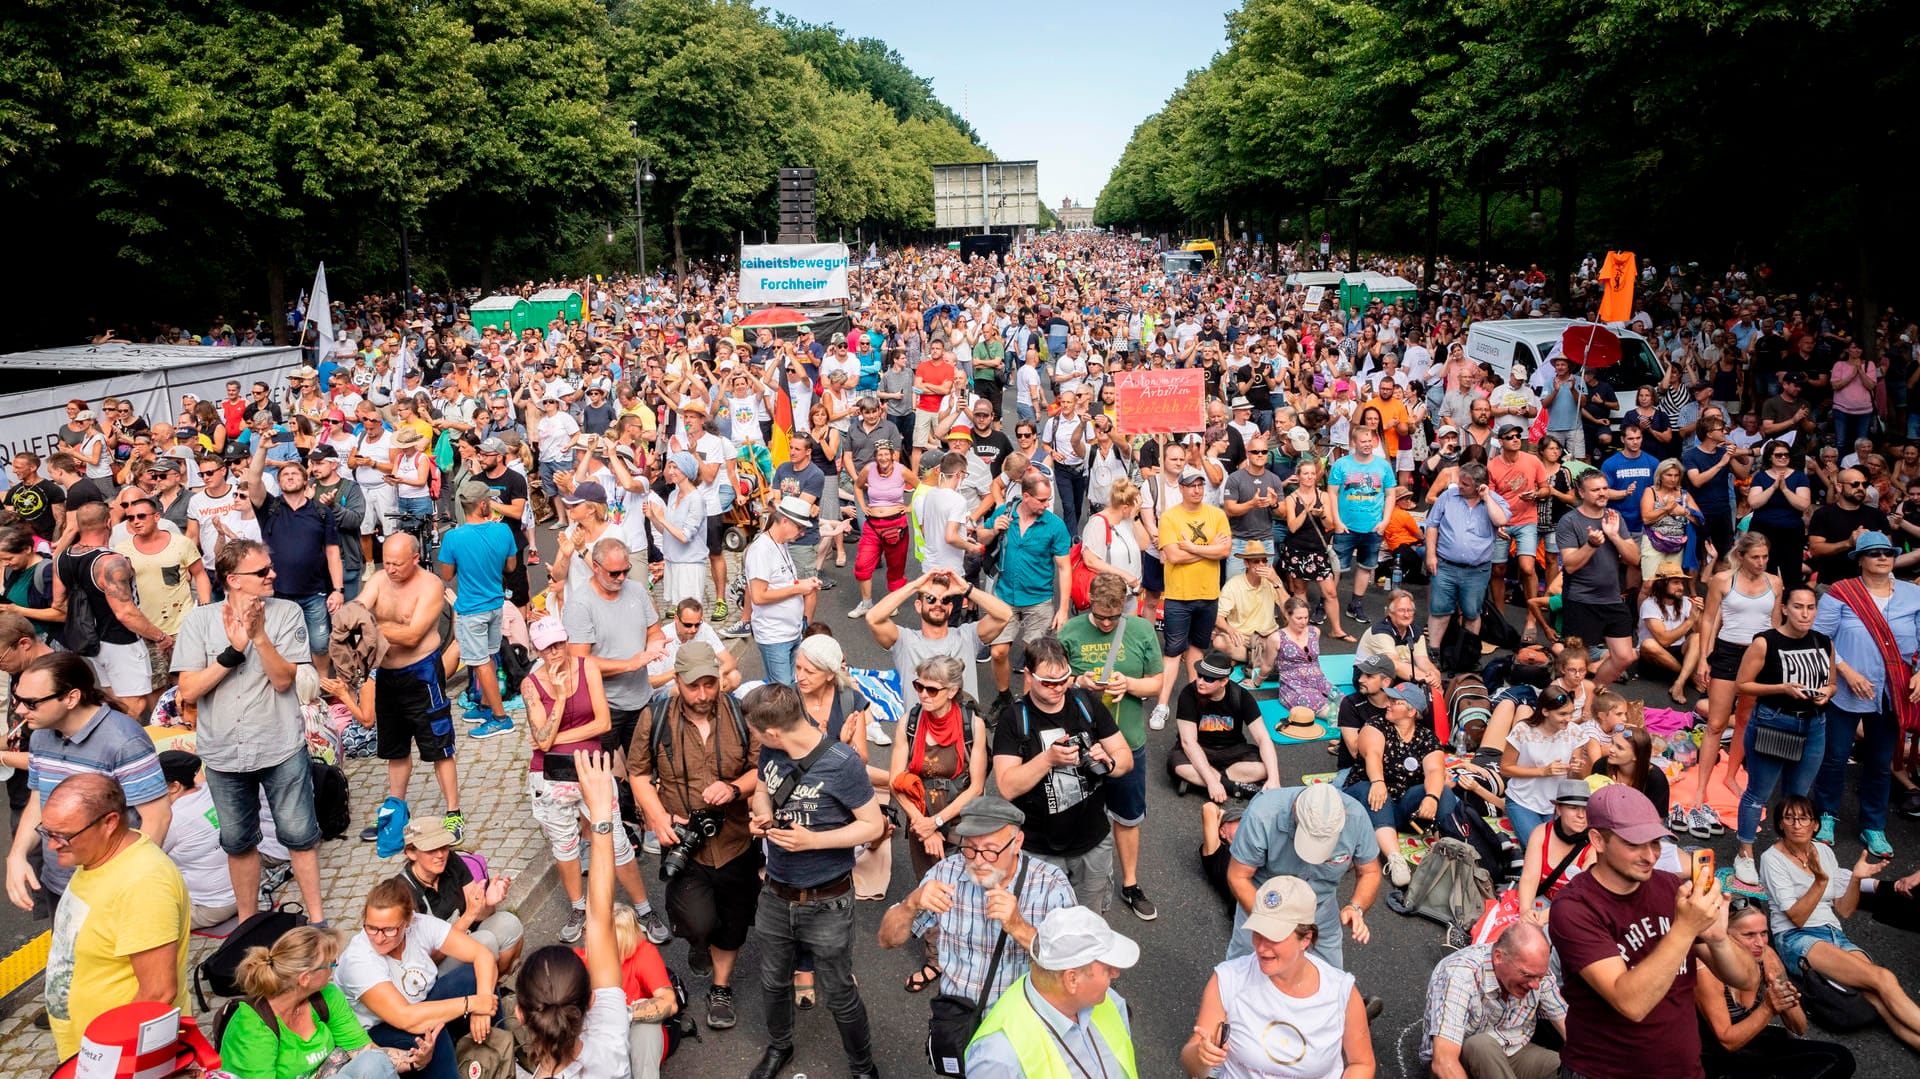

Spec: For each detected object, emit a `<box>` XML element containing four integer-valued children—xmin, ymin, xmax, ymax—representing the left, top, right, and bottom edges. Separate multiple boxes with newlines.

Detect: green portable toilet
<box><xmin>1338</xmin><ymin>272</ymin><xmax>1384</xmax><ymax>312</ymax></box>
<box><xmin>527</xmin><ymin>288</ymin><xmax>583</xmax><ymax>327</ymax></box>
<box><xmin>1369</xmin><ymin>276</ymin><xmax>1419</xmax><ymax>307</ymax></box>
<box><xmin>470</xmin><ymin>294</ymin><xmax>531</xmax><ymax>335</ymax></box>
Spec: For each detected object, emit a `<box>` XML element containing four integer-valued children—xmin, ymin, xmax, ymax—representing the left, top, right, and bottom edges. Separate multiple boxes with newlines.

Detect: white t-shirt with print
<box><xmin>336</xmin><ymin>913</ymin><xmax>452</xmax><ymax>1029</ymax></box>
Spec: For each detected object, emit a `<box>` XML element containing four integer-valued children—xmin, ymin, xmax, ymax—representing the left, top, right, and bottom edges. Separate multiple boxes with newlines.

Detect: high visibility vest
<box><xmin>968</xmin><ymin>975</ymin><xmax>1137</xmax><ymax>1079</ymax></box>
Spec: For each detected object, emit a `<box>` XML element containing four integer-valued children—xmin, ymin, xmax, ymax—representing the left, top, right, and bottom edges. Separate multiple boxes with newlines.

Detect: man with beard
<box><xmin>1806</xmin><ymin>468</ymin><xmax>1891</xmax><ymax>586</ymax></box>
<box><xmin>864</xmin><ymin>568</ymin><xmax>1012</xmax><ymax>705</ymax></box>
<box><xmin>877</xmin><ymin>796</ymin><xmax>1077</xmax><ymax>1005</ymax></box>
<box><xmin>305</xmin><ymin>445</ymin><xmax>367</xmax><ymax>600</ymax></box>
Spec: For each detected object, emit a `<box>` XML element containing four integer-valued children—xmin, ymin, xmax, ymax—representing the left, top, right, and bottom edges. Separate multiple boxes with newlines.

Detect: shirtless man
<box><xmin>356</xmin><ymin>533</ymin><xmax>463</xmax><ymax>840</ymax></box>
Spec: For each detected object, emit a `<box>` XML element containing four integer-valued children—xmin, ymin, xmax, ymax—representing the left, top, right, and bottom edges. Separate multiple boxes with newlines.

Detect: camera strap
<box><xmin>769</xmin><ymin>735</ymin><xmax>838</xmax><ymax>813</ymax></box>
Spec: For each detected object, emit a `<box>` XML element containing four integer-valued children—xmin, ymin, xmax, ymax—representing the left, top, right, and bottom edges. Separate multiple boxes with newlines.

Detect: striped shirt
<box><xmin>910</xmin><ymin>852</ymin><xmax>1077</xmax><ymax>1004</ymax></box>
<box><xmin>1421</xmin><ymin>942</ymin><xmax>1567</xmax><ymax>1063</ymax></box>
<box><xmin>25</xmin><ymin>705</ymin><xmax>166</xmax><ymax>895</ymax></box>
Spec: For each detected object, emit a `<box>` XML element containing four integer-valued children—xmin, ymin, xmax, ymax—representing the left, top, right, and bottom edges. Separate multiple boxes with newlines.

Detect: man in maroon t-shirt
<box><xmin>1548</xmin><ymin>785</ymin><xmax>1757</xmax><ymax>1079</ymax></box>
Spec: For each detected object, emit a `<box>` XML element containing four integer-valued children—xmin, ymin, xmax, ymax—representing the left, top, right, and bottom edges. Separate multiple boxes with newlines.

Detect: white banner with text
<box><xmin>738</xmin><ymin>243</ymin><xmax>850</xmax><ymax>304</ymax></box>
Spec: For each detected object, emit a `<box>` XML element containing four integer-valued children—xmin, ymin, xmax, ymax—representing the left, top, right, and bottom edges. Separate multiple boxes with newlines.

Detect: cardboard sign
<box><xmin>1114</xmin><ymin>369</ymin><xmax>1206</xmax><ymax>435</ymax></box>
<box><xmin>1304</xmin><ymin>285</ymin><xmax>1326</xmax><ymax>308</ymax></box>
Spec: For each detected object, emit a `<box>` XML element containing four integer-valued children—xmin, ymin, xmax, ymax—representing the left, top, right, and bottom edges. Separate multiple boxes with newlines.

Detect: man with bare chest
<box><xmin>358</xmin><ymin>533</ymin><xmax>464</xmax><ymax>840</ymax></box>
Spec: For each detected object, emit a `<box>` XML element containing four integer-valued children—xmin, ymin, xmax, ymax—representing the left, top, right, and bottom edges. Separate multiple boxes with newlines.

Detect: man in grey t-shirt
<box><xmin>1552</xmin><ymin>470</ymin><xmax>1641</xmax><ymax>687</ymax></box>
<box><xmin>861</xmin><ymin>568</ymin><xmax>1011</xmax><ymax>708</ymax></box>
<box><xmin>1221</xmin><ymin>434</ymin><xmax>1284</xmax><ymax>579</ymax></box>
<box><xmin>560</xmin><ymin>536</ymin><xmax>668</xmax><ymax>755</ymax></box>
<box><xmin>171</xmin><ymin>538</ymin><xmax>326</xmax><ymax>922</ymax></box>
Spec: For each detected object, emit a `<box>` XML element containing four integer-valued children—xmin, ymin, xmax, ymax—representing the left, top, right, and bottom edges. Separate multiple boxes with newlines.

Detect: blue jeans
<box><xmin>1814</xmin><ymin>704</ymin><xmax>1900</xmax><ymax>833</ymax></box>
<box><xmin>1507</xmin><ymin>802</ymin><xmax>1553</xmax><ymax>847</ymax></box>
<box><xmin>286</xmin><ymin>592</ymin><xmax>331</xmax><ymax>658</ymax></box>
<box><xmin>367</xmin><ymin>961</ymin><xmax>498</xmax><ymax>1079</ymax></box>
<box><xmin>757</xmin><ymin>636</ymin><xmax>801</xmax><ymax>685</ymax></box>
<box><xmin>1430</xmin><ymin>560</ymin><xmax>1491</xmax><ymax>619</ymax></box>
<box><xmin>397</xmin><ymin>496</ymin><xmax>435</xmax><ymax>520</ymax></box>
<box><xmin>537</xmin><ymin>456</ymin><xmax>574</xmax><ymax>496</ymax></box>
<box><xmin>1053</xmin><ymin>464</ymin><xmax>1086</xmax><ymax>539</ymax></box>
<box><xmin>1330</xmin><ymin>530</ymin><xmax>1381</xmax><ymax>571</ymax></box>
<box><xmin>1343</xmin><ymin>780</ymin><xmax>1460</xmax><ymax>835</ymax></box>
<box><xmin>1833</xmin><ymin>410</ymin><xmax>1872</xmax><ymax>452</ymax></box>
<box><xmin>1739</xmin><ymin>703</ymin><xmax>1827</xmax><ymax>844</ymax></box>
<box><xmin>205</xmin><ymin>747</ymin><xmax>322</xmax><ymax>854</ymax></box>
<box><xmin>755</xmin><ymin>888</ymin><xmax>874</xmax><ymax>1068</ymax></box>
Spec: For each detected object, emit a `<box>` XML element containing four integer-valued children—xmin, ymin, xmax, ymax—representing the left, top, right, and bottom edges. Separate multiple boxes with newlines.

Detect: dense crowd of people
<box><xmin>9</xmin><ymin>233</ymin><xmax>1920</xmax><ymax>1079</ymax></box>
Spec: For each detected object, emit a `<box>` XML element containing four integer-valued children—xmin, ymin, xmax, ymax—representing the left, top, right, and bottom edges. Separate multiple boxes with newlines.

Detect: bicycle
<box><xmin>385</xmin><ymin>510</ymin><xmax>444</xmax><ymax>568</ymax></box>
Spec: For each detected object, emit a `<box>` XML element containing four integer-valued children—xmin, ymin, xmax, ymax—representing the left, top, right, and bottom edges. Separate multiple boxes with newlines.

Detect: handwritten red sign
<box><xmin>1114</xmin><ymin>368</ymin><xmax>1206</xmax><ymax>435</ymax></box>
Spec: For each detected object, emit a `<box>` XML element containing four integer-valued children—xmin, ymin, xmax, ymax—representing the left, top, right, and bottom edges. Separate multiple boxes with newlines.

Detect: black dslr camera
<box><xmin>658</xmin><ymin>809</ymin><xmax>724</xmax><ymax>881</ymax></box>
<box><xmin>1064</xmin><ymin>731</ymin><xmax>1111</xmax><ymax>780</ymax></box>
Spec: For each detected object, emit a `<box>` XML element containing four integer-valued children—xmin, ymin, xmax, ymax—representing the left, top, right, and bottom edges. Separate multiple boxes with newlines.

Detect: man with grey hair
<box><xmin>437</xmin><ymin>479</ymin><xmax>519</xmax><ymax>736</ymax></box>
<box><xmin>964</xmin><ymin>906</ymin><xmax>1139</xmax><ymax>1079</ymax></box>
<box><xmin>561</xmin><ymin>536</ymin><xmax>668</xmax><ymax>772</ymax></box>
<box><xmin>1423</xmin><ymin>459</ymin><xmax>1511</xmax><ymax>652</ymax></box>
<box><xmin>1422</xmin><ymin>921</ymin><xmax>1565</xmax><ymax>1079</ymax></box>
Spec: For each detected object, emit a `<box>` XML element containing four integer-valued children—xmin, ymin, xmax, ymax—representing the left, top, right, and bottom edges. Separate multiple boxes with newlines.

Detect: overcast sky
<box><xmin>762</xmin><ymin>0</ymin><xmax>1237</xmax><ymax>214</ymax></box>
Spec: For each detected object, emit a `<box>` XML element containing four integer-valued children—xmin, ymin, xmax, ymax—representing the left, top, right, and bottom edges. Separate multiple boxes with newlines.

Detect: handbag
<box><xmin>926</xmin><ymin>857</ymin><xmax>1029</xmax><ymax>1076</ymax></box>
<box><xmin>1750</xmin><ymin>704</ymin><xmax>1811</xmax><ymax>762</ymax></box>
<box><xmin>1796</xmin><ymin>957</ymin><xmax>1880</xmax><ymax>1032</ymax></box>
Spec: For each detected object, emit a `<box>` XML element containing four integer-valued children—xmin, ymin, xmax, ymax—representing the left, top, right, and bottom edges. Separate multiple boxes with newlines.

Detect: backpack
<box><xmin>1067</xmin><ymin>515</ymin><xmax>1113</xmax><ymax>613</ymax></box>
<box><xmin>1795</xmin><ymin>957</ymin><xmax>1881</xmax><ymax>1033</ymax></box>
<box><xmin>212</xmin><ymin>990</ymin><xmax>328</xmax><ymax>1047</ymax></box>
<box><xmin>309</xmin><ymin>758</ymin><xmax>351</xmax><ymax>840</ymax></box>
<box><xmin>1386</xmin><ymin>837</ymin><xmax>1494</xmax><ymax>945</ymax></box>
<box><xmin>58</xmin><ymin>550</ymin><xmax>106</xmax><ymax>657</ymax></box>
<box><xmin>193</xmin><ymin>906</ymin><xmax>309</xmax><ymax>1009</ymax></box>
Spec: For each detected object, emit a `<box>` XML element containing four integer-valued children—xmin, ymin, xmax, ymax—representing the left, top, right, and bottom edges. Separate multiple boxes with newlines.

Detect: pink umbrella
<box><xmin>738</xmin><ymin>307</ymin><xmax>812</xmax><ymax>328</ymax></box>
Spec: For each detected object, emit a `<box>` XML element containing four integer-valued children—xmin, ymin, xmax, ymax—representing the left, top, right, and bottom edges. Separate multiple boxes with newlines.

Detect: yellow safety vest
<box><xmin>969</xmin><ymin>975</ymin><xmax>1137</xmax><ymax>1079</ymax></box>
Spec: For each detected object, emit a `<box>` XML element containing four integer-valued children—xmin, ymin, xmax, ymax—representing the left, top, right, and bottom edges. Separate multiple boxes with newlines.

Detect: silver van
<box><xmin>1463</xmin><ymin>319</ymin><xmax>1664</xmax><ymax>416</ymax></box>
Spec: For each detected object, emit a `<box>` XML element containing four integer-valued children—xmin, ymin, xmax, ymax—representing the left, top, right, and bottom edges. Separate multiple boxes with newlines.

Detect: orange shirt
<box><xmin>1487</xmin><ymin>450</ymin><xmax>1550</xmax><ymax>527</ymax></box>
<box><xmin>1383</xmin><ymin>506</ymin><xmax>1423</xmax><ymax>552</ymax></box>
<box><xmin>1366</xmin><ymin>396</ymin><xmax>1413</xmax><ymax>455</ymax></box>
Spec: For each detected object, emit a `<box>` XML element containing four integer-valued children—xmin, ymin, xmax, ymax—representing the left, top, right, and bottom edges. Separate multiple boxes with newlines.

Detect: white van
<box><xmin>1463</xmin><ymin>319</ymin><xmax>1664</xmax><ymax>416</ymax></box>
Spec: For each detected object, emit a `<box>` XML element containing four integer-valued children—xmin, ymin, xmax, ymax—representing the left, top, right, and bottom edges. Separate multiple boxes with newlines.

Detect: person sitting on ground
<box><xmin>1272</xmin><ymin>596</ymin><xmax>1338</xmax><ymax>720</ymax></box>
<box><xmin>156</xmin><ymin>749</ymin><xmax>290</xmax><ymax>930</ymax></box>
<box><xmin>394</xmin><ymin>817</ymin><xmax>523</xmax><ymax>975</ymax></box>
<box><xmin>1514</xmin><ymin>781</ymin><xmax>1595</xmax><ymax>925</ymax></box>
<box><xmin>1211</xmin><ymin>540</ymin><xmax>1282</xmax><ymax>689</ymax></box>
<box><xmin>1421</xmin><ymin>922</ymin><xmax>1565</xmax><ymax>1079</ymax></box>
<box><xmin>1342</xmin><ymin>682</ymin><xmax>1457</xmax><ymax>888</ymax></box>
<box><xmin>1182</xmin><ymin>876</ymin><xmax>1375</xmax><ymax>1079</ymax></box>
<box><xmin>1170</xmin><ymin>649</ymin><xmax>1281</xmax><ymax>801</ymax></box>
<box><xmin>1355</xmin><ymin>589</ymin><xmax>1442</xmax><ymax>692</ymax></box>
<box><xmin>1758</xmin><ymin>793</ymin><xmax>1920</xmax><ymax>1050</ymax></box>
<box><xmin>334</xmin><ymin>876</ymin><xmax>502</xmax><ymax>1079</ymax></box>
<box><xmin>220</xmin><ymin>924</ymin><xmax>425</xmax><ymax>1079</ymax></box>
<box><xmin>1695</xmin><ymin>897</ymin><xmax>1856</xmax><ymax>1079</ymax></box>
<box><xmin>590</xmin><ymin>904</ymin><xmax>678</xmax><ymax>1079</ymax></box>
<box><xmin>1199</xmin><ymin>798</ymin><xmax>1249</xmax><ymax>905</ymax></box>
<box><xmin>1637</xmin><ymin>565</ymin><xmax>1701</xmax><ymax>706</ymax></box>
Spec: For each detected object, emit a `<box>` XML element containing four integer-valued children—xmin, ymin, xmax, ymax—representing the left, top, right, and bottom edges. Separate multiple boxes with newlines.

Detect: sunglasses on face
<box><xmin>595</xmin><ymin>563</ymin><xmax>631</xmax><ymax>578</ymax></box>
<box><xmin>35</xmin><ymin>811</ymin><xmax>111</xmax><ymax>847</ymax></box>
<box><xmin>230</xmin><ymin>565</ymin><xmax>274</xmax><ymax>579</ymax></box>
<box><xmin>12</xmin><ymin>690</ymin><xmax>63</xmax><ymax>711</ymax></box>
<box><xmin>1029</xmin><ymin>673</ymin><xmax>1072</xmax><ymax>688</ymax></box>
<box><xmin>919</xmin><ymin>593</ymin><xmax>955</xmax><ymax>606</ymax></box>
<box><xmin>912</xmin><ymin>680</ymin><xmax>955</xmax><ymax>695</ymax></box>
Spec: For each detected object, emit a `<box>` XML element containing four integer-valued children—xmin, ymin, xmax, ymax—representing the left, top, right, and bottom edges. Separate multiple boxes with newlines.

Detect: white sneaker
<box><xmin>1386</xmin><ymin>852</ymin><xmax>1413</xmax><ymax>888</ymax></box>
<box><xmin>1733</xmin><ymin>854</ymin><xmax>1759</xmax><ymax>887</ymax></box>
<box><xmin>866</xmin><ymin>719</ymin><xmax>893</xmax><ymax>746</ymax></box>
<box><xmin>1148</xmin><ymin>704</ymin><xmax>1169</xmax><ymax>732</ymax></box>
<box><xmin>847</xmin><ymin>599</ymin><xmax>874</xmax><ymax>619</ymax></box>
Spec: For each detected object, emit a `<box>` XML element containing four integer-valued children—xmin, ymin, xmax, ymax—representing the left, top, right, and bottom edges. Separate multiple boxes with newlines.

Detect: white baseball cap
<box><xmin>1292</xmin><ymin>783</ymin><xmax>1349</xmax><ymax>864</ymax></box>
<box><xmin>1033</xmin><ymin>906</ymin><xmax>1140</xmax><ymax>971</ymax></box>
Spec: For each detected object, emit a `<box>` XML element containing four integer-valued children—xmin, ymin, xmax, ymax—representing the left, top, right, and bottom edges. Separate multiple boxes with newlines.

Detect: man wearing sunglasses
<box><xmin>561</xmin><ymin>535</ymin><xmax>668</xmax><ymax>766</ymax></box>
<box><xmin>864</xmin><ymin>567</ymin><xmax>1012</xmax><ymax>707</ymax></box>
<box><xmin>1806</xmin><ymin>467</ymin><xmax>1891</xmax><ymax>586</ymax></box>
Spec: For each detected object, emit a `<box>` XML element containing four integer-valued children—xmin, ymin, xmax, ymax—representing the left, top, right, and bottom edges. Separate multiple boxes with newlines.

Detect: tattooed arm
<box><xmin>98</xmin><ymin>554</ymin><xmax>168</xmax><ymax>644</ymax></box>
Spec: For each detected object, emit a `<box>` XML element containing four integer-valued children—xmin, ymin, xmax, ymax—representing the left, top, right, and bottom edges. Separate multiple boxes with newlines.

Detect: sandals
<box><xmin>1329</xmin><ymin>631</ymin><xmax>1358</xmax><ymax>643</ymax></box>
<box><xmin>905</xmin><ymin>961</ymin><xmax>943</xmax><ymax>994</ymax></box>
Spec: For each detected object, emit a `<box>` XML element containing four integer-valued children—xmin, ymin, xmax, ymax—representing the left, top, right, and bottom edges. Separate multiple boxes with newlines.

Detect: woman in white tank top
<box><xmin>1183</xmin><ymin>877</ymin><xmax>1373</xmax><ymax>1079</ymax></box>
<box><xmin>1686</xmin><ymin>532</ymin><xmax>1784</xmax><ymax>838</ymax></box>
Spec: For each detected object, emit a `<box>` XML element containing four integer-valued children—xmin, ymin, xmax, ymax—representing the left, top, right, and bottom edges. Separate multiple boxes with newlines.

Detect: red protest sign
<box><xmin>1114</xmin><ymin>368</ymin><xmax>1206</xmax><ymax>435</ymax></box>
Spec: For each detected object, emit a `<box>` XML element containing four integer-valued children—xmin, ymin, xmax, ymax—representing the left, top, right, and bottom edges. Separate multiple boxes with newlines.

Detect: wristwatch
<box><xmin>590</xmin><ymin>819</ymin><xmax>614</xmax><ymax>835</ymax></box>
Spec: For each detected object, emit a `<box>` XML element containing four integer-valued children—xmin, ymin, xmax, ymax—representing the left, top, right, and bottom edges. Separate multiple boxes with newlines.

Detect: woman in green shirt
<box><xmin>220</xmin><ymin>925</ymin><xmax>424</xmax><ymax>1079</ymax></box>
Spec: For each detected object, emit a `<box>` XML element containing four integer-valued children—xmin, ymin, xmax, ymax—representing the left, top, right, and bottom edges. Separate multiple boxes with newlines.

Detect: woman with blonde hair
<box><xmin>586</xmin><ymin>904</ymin><xmax>678</xmax><ymax>1079</ymax></box>
<box><xmin>1080</xmin><ymin>475</ymin><xmax>1147</xmax><ymax>590</ymax></box>
<box><xmin>220</xmin><ymin>925</ymin><xmax>423</xmax><ymax>1078</ymax></box>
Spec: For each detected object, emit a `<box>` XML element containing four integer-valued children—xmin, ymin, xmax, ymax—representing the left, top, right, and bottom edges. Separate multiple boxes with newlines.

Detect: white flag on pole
<box><xmin>307</xmin><ymin>262</ymin><xmax>335</xmax><ymax>352</ymax></box>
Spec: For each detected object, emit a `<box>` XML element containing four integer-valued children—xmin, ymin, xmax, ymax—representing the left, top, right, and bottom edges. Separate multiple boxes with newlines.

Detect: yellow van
<box><xmin>1181</xmin><ymin>239</ymin><xmax>1219</xmax><ymax>261</ymax></box>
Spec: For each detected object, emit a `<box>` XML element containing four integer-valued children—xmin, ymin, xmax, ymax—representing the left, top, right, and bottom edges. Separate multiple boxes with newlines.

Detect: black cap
<box><xmin>308</xmin><ymin>444</ymin><xmax>340</xmax><ymax>462</ymax></box>
<box><xmin>158</xmin><ymin>749</ymin><xmax>201</xmax><ymax>787</ymax></box>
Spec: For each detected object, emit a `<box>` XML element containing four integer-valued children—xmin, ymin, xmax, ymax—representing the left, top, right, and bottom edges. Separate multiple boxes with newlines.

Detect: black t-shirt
<box><xmin>63</xmin><ymin>477</ymin><xmax>112</xmax><ymax>512</ymax></box>
<box><xmin>1807</xmin><ymin>503</ymin><xmax>1889</xmax><ymax>585</ymax></box>
<box><xmin>1175</xmin><ymin>681</ymin><xmax>1262</xmax><ymax>750</ymax></box>
<box><xmin>1365</xmin><ymin>716</ymin><xmax>1445</xmax><ymax>800</ymax></box>
<box><xmin>992</xmin><ymin>689</ymin><xmax>1120</xmax><ymax>857</ymax></box>
<box><xmin>397</xmin><ymin>858</ymin><xmax>474</xmax><ymax>924</ymax></box>
<box><xmin>973</xmin><ymin>430</ymin><xmax>1015</xmax><ymax>471</ymax></box>
<box><xmin>1752</xmin><ymin>628</ymin><xmax>1834</xmax><ymax>717</ymax></box>
<box><xmin>7</xmin><ymin>480</ymin><xmax>65</xmax><ymax>540</ymax></box>
<box><xmin>480</xmin><ymin>467</ymin><xmax>531</xmax><ymax>553</ymax></box>
<box><xmin>1335</xmin><ymin>692</ymin><xmax>1387</xmax><ymax>772</ymax></box>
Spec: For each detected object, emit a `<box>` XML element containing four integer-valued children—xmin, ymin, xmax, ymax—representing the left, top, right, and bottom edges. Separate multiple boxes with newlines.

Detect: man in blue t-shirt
<box><xmin>747</xmin><ymin>683</ymin><xmax>885</xmax><ymax>1079</ymax></box>
<box><xmin>437</xmin><ymin>481</ymin><xmax>519</xmax><ymax>733</ymax></box>
<box><xmin>1602</xmin><ymin>424</ymin><xmax>1659</xmax><ymax>598</ymax></box>
<box><xmin>1327</xmin><ymin>426</ymin><xmax>1400</xmax><ymax>624</ymax></box>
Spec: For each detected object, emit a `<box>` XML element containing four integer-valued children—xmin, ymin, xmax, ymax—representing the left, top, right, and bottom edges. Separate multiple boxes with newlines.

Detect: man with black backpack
<box><xmin>627</xmin><ymin>642</ymin><xmax>760</xmax><ymax>1033</ymax></box>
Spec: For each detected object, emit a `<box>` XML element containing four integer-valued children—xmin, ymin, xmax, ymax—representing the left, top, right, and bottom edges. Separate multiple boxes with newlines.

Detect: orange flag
<box><xmin>1598</xmin><ymin>251</ymin><xmax>1636</xmax><ymax>324</ymax></box>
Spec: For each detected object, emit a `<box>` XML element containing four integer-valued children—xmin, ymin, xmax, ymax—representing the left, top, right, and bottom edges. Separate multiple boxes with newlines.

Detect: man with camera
<box><xmin>992</xmin><ymin>636</ymin><xmax>1135</xmax><ymax>914</ymax></box>
<box><xmin>626</xmin><ymin>641</ymin><xmax>760</xmax><ymax>1032</ymax></box>
<box><xmin>743</xmin><ymin>682</ymin><xmax>888</xmax><ymax>1079</ymax></box>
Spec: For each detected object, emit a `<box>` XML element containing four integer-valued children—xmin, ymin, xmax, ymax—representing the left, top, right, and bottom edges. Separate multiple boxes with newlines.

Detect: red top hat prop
<box><xmin>49</xmin><ymin>1001</ymin><xmax>220</xmax><ymax>1079</ymax></box>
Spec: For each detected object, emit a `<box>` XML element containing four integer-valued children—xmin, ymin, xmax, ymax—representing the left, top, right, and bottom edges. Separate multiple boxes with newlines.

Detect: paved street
<box><xmin>4</xmin><ymin>534</ymin><xmax>1920</xmax><ymax>1078</ymax></box>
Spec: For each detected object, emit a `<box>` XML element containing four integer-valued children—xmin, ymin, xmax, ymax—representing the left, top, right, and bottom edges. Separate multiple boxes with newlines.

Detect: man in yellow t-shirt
<box><xmin>42</xmin><ymin>774</ymin><xmax>191</xmax><ymax>1062</ymax></box>
<box><xmin>1149</xmin><ymin>466</ymin><xmax>1231</xmax><ymax>734</ymax></box>
<box><xmin>1214</xmin><ymin>541</ymin><xmax>1282</xmax><ymax>690</ymax></box>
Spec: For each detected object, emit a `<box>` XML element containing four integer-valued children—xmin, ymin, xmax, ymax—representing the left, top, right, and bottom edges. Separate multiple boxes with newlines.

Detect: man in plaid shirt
<box><xmin>878</xmin><ymin>795</ymin><xmax>1077</xmax><ymax>1003</ymax></box>
<box><xmin>1422</xmin><ymin>921</ymin><xmax>1566</xmax><ymax>1079</ymax></box>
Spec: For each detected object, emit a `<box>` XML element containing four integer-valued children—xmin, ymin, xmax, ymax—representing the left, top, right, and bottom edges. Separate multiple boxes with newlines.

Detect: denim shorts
<box><xmin>1775</xmin><ymin>923</ymin><xmax>1862</xmax><ymax>973</ymax></box>
<box><xmin>1430</xmin><ymin>560</ymin><xmax>1492</xmax><ymax>619</ymax></box>
<box><xmin>204</xmin><ymin>747</ymin><xmax>322</xmax><ymax>854</ymax></box>
<box><xmin>1103</xmin><ymin>745</ymin><xmax>1147</xmax><ymax>826</ymax></box>
<box><xmin>290</xmin><ymin>593</ymin><xmax>331</xmax><ymax>659</ymax></box>
<box><xmin>453</xmin><ymin>608</ymin><xmax>503</xmax><ymax>662</ymax></box>
<box><xmin>1330</xmin><ymin>530</ymin><xmax>1381</xmax><ymax>570</ymax></box>
<box><xmin>1491</xmin><ymin>522</ymin><xmax>1538</xmax><ymax>563</ymax></box>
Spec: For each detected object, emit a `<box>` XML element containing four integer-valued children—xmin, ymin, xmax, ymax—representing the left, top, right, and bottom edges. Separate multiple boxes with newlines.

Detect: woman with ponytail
<box><xmin>219</xmin><ymin>925</ymin><xmax>423</xmax><ymax>1078</ymax></box>
<box><xmin>514</xmin><ymin>750</ymin><xmax>631</xmax><ymax>1078</ymax></box>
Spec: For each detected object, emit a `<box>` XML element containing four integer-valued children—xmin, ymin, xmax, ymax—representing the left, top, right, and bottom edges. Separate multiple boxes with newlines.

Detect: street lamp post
<box><xmin>627</xmin><ymin>122</ymin><xmax>655</xmax><ymax>292</ymax></box>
